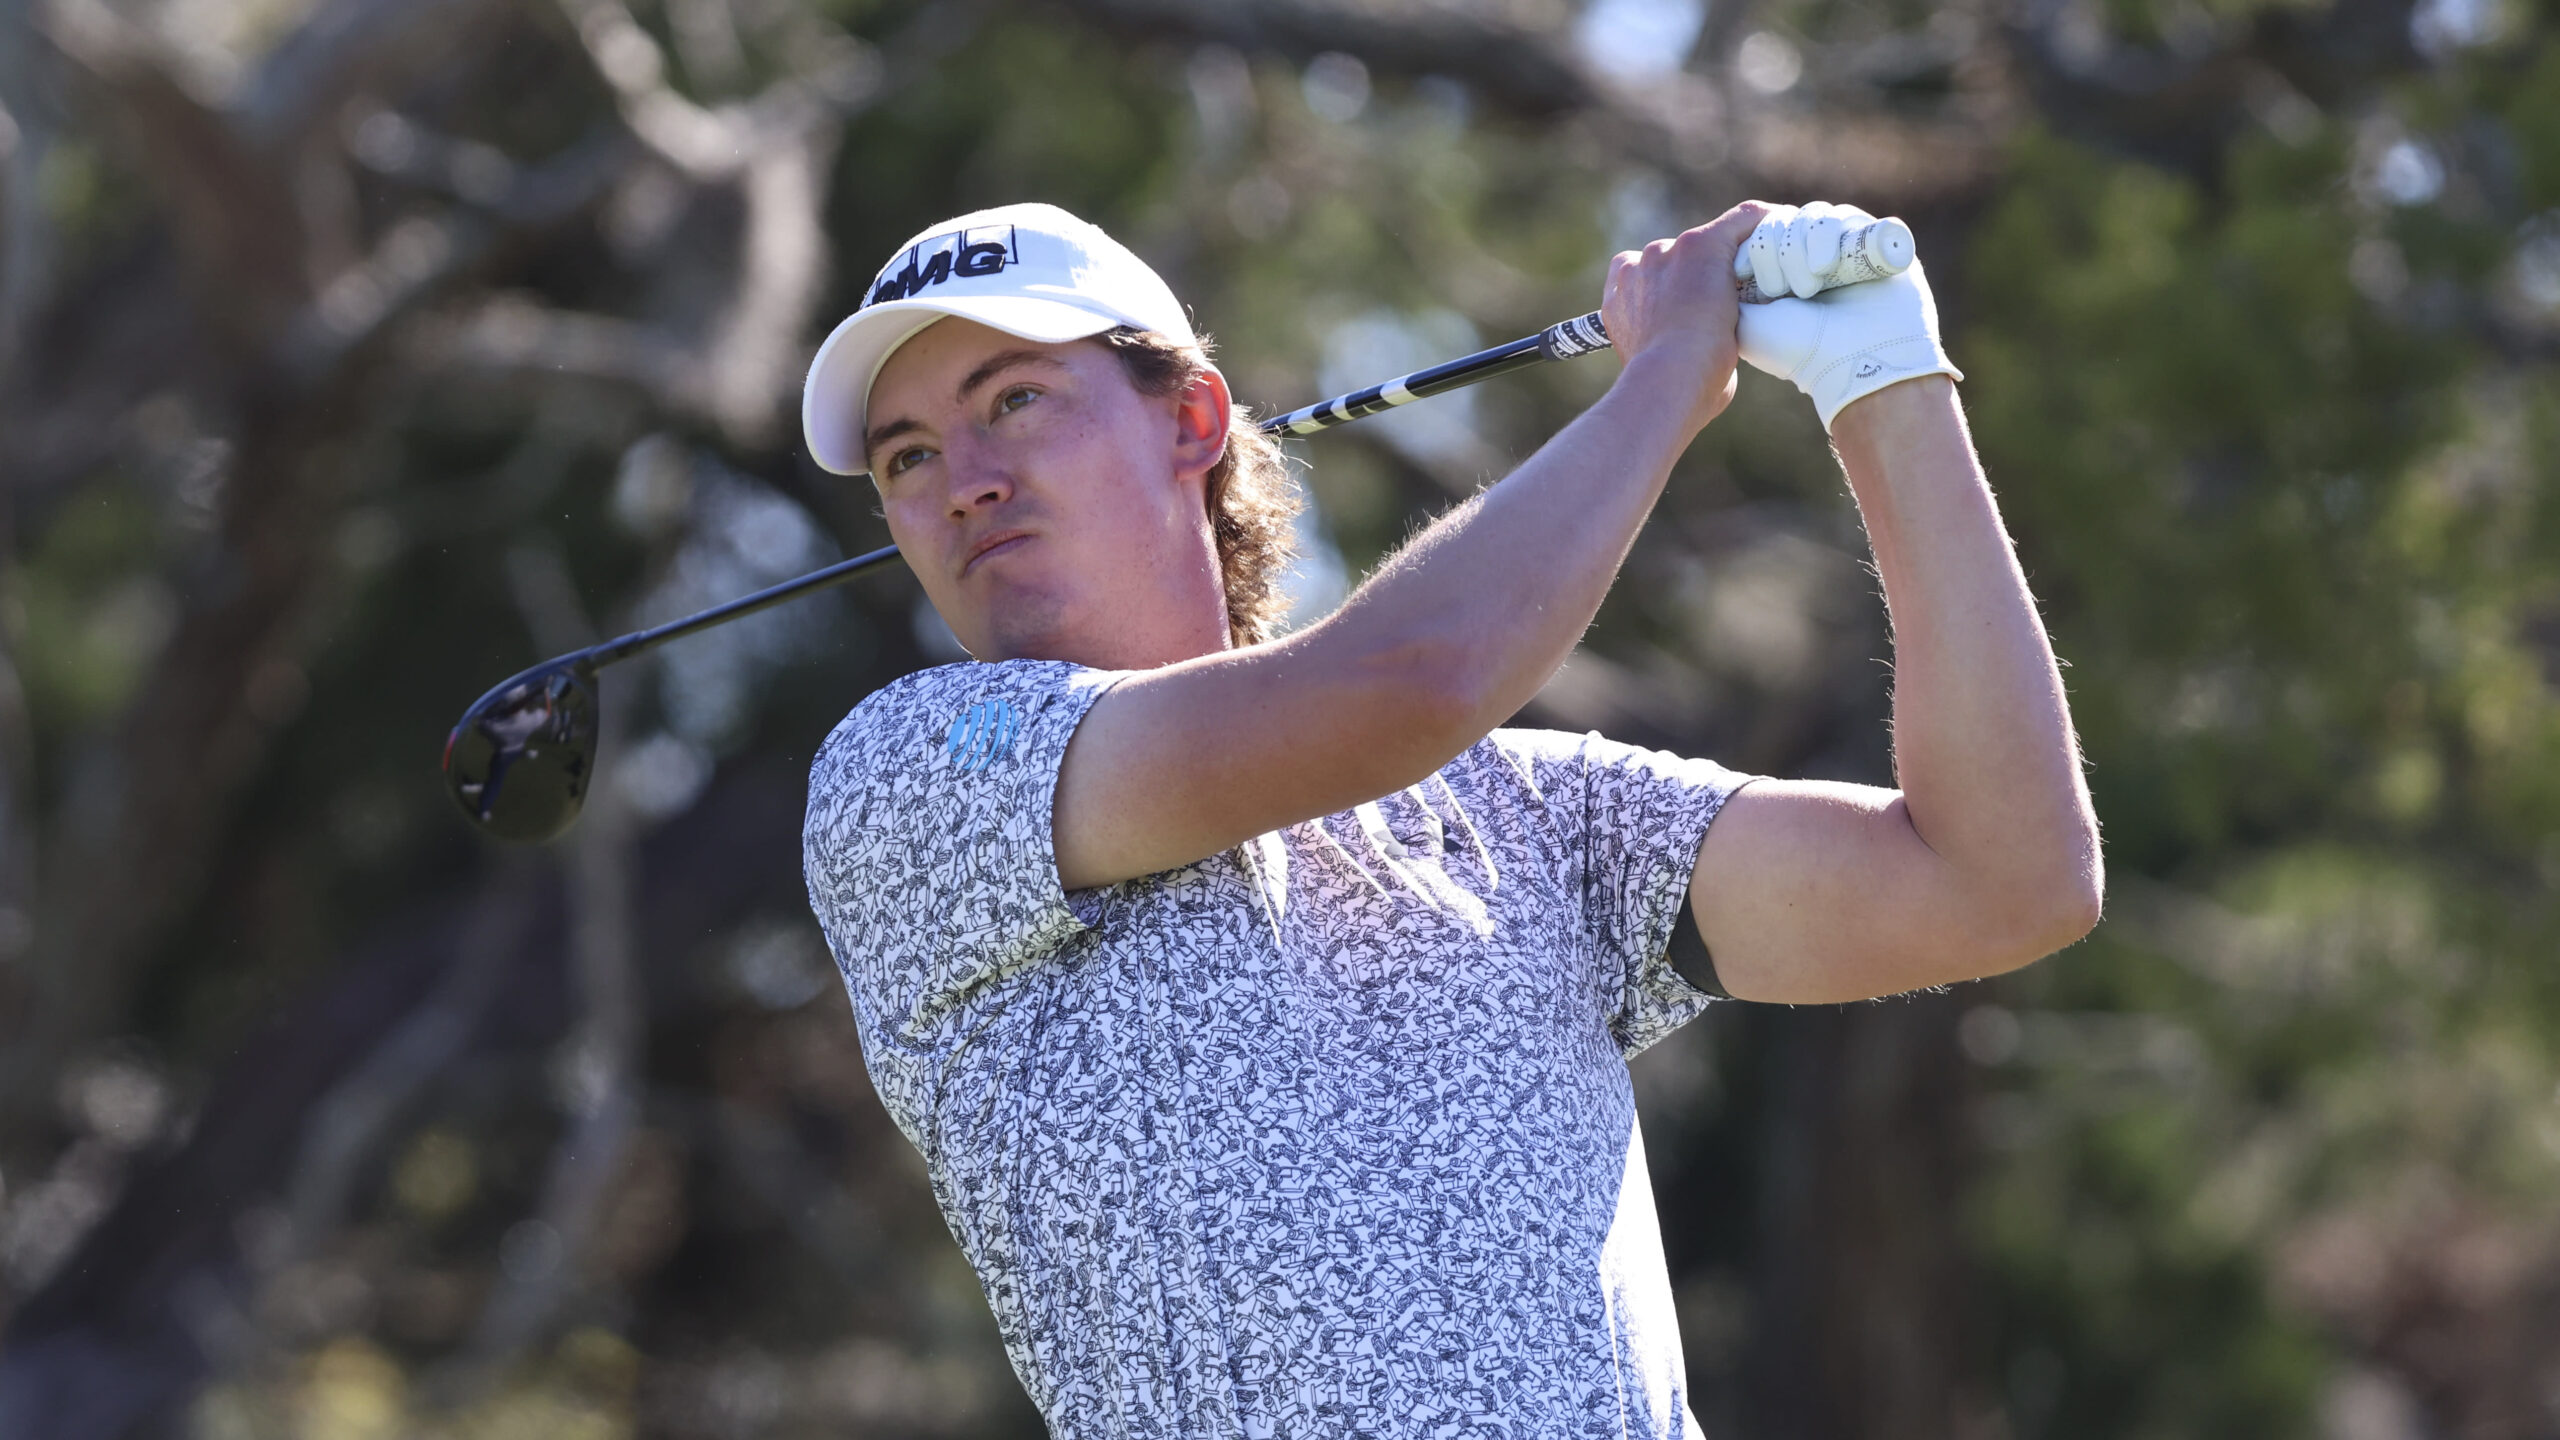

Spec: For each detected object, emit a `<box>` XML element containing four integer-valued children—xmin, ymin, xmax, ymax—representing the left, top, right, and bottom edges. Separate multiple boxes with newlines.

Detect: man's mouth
<box><xmin>962</xmin><ymin>530</ymin><xmax>1033</xmax><ymax>576</ymax></box>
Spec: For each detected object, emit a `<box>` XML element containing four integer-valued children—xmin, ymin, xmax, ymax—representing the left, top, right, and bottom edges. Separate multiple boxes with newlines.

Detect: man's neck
<box><xmin>988</xmin><ymin>619</ymin><xmax>1233</xmax><ymax>671</ymax></box>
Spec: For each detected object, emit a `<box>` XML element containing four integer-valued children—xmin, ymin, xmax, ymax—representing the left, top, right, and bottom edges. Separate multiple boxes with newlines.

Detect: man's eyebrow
<box><xmin>955</xmin><ymin>348</ymin><xmax>1067</xmax><ymax>402</ymax></box>
<box><xmin>862</xmin><ymin>416</ymin><xmax>924</xmax><ymax>462</ymax></box>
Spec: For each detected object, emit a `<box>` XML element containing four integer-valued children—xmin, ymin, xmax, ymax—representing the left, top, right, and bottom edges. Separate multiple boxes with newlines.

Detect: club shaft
<box><xmin>1261</xmin><ymin>312</ymin><xmax>1610</xmax><ymax>438</ymax></box>
<box><xmin>1255</xmin><ymin>221</ymin><xmax>1911</xmax><ymax>438</ymax></box>
<box><xmin>579</xmin><ymin>542</ymin><xmax>905</xmax><ymax>669</ymax></box>
<box><xmin>564</xmin><ymin>312</ymin><xmax>1617</xmax><ymax>672</ymax></box>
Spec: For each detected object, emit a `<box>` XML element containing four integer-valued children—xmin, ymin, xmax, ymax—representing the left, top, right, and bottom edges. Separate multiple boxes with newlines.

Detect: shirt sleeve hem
<box><xmin>1615</xmin><ymin>771</ymin><xmax>1761</xmax><ymax>1058</ymax></box>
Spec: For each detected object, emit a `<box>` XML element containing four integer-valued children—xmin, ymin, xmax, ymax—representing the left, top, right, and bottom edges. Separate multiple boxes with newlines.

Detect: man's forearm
<box><xmin>1829</xmin><ymin>377</ymin><xmax>2102</xmax><ymax>945</ymax></box>
<box><xmin>1307</xmin><ymin>352</ymin><xmax>1705</xmax><ymax>736</ymax></box>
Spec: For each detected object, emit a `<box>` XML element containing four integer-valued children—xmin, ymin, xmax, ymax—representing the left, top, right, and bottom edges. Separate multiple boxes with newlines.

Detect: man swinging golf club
<box><xmin>798</xmin><ymin>199</ymin><xmax>2101</xmax><ymax>1437</ymax></box>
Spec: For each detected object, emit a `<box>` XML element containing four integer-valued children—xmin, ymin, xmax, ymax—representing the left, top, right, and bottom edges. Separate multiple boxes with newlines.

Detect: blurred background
<box><xmin>0</xmin><ymin>0</ymin><xmax>2556</xmax><ymax>1434</ymax></box>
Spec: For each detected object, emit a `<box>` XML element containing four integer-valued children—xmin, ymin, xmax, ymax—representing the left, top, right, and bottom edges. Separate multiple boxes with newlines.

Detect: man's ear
<box><xmin>1170</xmin><ymin>366</ymin><xmax>1233</xmax><ymax>485</ymax></box>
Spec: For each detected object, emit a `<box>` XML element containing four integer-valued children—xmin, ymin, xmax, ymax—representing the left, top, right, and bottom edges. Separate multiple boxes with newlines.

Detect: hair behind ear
<box><xmin>1097</xmin><ymin>328</ymin><xmax>1302</xmax><ymax>646</ymax></box>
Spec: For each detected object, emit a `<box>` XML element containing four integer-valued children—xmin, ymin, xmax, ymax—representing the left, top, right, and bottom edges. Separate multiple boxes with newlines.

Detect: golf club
<box><xmin>442</xmin><ymin>217</ymin><xmax>1915</xmax><ymax>841</ymax></box>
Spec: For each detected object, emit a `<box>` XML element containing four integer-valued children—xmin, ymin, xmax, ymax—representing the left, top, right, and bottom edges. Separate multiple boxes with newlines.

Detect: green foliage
<box><xmin>1969</xmin><ymin>127</ymin><xmax>2522</xmax><ymax>868</ymax></box>
<box><xmin>1954</xmin><ymin>27</ymin><xmax>2560</xmax><ymax>1420</ymax></box>
<box><xmin>13</xmin><ymin>1</ymin><xmax>2560</xmax><ymax>1434</ymax></box>
<box><xmin>16</xmin><ymin>483</ymin><xmax>173</xmax><ymax>759</ymax></box>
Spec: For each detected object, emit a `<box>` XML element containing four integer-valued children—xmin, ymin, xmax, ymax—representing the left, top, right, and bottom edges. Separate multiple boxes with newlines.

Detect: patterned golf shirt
<box><xmin>803</xmin><ymin>659</ymin><xmax>1751</xmax><ymax>1438</ymax></box>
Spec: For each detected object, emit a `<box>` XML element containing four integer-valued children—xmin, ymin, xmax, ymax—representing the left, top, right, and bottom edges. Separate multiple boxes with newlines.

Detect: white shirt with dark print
<box><xmin>802</xmin><ymin>659</ymin><xmax>1751</xmax><ymax>1439</ymax></box>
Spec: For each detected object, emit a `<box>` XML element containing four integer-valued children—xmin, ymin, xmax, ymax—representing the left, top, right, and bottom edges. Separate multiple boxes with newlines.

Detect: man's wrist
<box><xmin>1610</xmin><ymin>345</ymin><xmax>1729</xmax><ymax>441</ymax></box>
<box><xmin>1828</xmin><ymin>372</ymin><xmax>1959</xmax><ymax>455</ymax></box>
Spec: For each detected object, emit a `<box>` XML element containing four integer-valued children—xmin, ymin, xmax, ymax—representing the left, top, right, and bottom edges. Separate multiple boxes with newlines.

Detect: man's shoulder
<box><xmin>1476</xmin><ymin>725</ymin><xmax>1598</xmax><ymax>763</ymax></box>
<box><xmin>812</xmin><ymin>659</ymin><xmax>1105</xmax><ymax>778</ymax></box>
<box><xmin>1460</xmin><ymin>725</ymin><xmax>1599</xmax><ymax>783</ymax></box>
<box><xmin>1457</xmin><ymin>725</ymin><xmax>1751</xmax><ymax>813</ymax></box>
<box><xmin>1477</xmin><ymin>724</ymin><xmax>1739</xmax><ymax>779</ymax></box>
<box><xmin>1407</xmin><ymin>728</ymin><xmax>1591</xmax><ymax>821</ymax></box>
<box><xmin>803</xmin><ymin>657</ymin><xmax>1131</xmax><ymax>866</ymax></box>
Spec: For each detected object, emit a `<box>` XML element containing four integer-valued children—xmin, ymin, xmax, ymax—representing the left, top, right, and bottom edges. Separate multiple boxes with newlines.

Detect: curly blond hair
<box><xmin>1097</xmin><ymin>327</ymin><xmax>1302</xmax><ymax>647</ymax></box>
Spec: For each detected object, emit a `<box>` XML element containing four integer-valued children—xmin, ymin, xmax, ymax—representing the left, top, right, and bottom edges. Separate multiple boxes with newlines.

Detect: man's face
<box><xmin>861</xmin><ymin>317</ymin><xmax>1232</xmax><ymax>666</ymax></box>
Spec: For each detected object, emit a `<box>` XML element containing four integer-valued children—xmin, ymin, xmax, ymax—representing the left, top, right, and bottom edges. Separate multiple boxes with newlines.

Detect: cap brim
<box><xmin>801</xmin><ymin>295</ymin><xmax>1124</xmax><ymax>475</ymax></box>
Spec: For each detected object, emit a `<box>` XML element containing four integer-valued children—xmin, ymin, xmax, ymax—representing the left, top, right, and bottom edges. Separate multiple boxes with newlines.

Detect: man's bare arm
<box><xmin>1052</xmin><ymin>204</ymin><xmax>1767</xmax><ymax>891</ymax></box>
<box><xmin>1690</xmin><ymin>377</ymin><xmax>2102</xmax><ymax>1003</ymax></box>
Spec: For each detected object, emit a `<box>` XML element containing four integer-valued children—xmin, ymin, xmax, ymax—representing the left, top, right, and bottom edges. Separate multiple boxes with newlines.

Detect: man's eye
<box><xmin>885</xmin><ymin>444</ymin><xmax>934</xmax><ymax>476</ymax></box>
<box><xmin>996</xmin><ymin>385</ymin><xmax>1039</xmax><ymax>416</ymax></box>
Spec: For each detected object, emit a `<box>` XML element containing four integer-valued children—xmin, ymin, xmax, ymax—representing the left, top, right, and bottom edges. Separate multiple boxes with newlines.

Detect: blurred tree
<box><xmin>0</xmin><ymin>0</ymin><xmax>2553</xmax><ymax>1436</ymax></box>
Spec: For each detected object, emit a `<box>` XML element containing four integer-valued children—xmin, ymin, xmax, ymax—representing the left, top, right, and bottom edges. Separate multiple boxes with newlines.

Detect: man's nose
<box><xmin>941</xmin><ymin>432</ymin><xmax>1016</xmax><ymax>515</ymax></box>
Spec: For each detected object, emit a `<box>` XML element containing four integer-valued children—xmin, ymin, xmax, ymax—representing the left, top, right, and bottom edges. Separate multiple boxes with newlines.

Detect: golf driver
<box><xmin>442</xmin><ymin>217</ymin><xmax>1915</xmax><ymax>841</ymax></box>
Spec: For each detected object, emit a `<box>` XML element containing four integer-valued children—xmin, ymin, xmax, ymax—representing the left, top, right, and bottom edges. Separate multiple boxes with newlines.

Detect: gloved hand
<box><xmin>1735</xmin><ymin>201</ymin><xmax>1962</xmax><ymax>431</ymax></box>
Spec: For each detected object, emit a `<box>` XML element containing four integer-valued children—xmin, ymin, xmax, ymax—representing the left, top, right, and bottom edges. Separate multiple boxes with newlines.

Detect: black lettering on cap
<box><xmin>864</xmin><ymin>225</ymin><xmax>1020</xmax><ymax>309</ymax></box>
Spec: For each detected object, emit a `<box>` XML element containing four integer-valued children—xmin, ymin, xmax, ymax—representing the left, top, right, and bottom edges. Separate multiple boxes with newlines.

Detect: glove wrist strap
<box><xmin>1806</xmin><ymin>339</ymin><xmax>1964</xmax><ymax>431</ymax></box>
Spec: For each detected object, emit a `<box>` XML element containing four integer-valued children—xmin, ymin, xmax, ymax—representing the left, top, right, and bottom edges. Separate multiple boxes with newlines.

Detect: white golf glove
<box><xmin>1735</xmin><ymin>201</ymin><xmax>1962</xmax><ymax>431</ymax></box>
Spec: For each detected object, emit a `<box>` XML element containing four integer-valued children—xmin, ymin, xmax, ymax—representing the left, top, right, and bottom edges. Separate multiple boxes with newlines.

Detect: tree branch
<box><xmin>1052</xmin><ymin>0</ymin><xmax>2002</xmax><ymax>203</ymax></box>
<box><xmin>557</xmin><ymin>0</ymin><xmax>880</xmax><ymax>182</ymax></box>
<box><xmin>39</xmin><ymin>0</ymin><xmax>307</xmax><ymax>343</ymax></box>
<box><xmin>438</xmin><ymin>546</ymin><xmax>644</xmax><ymax>1396</ymax></box>
<box><xmin>231</xmin><ymin>0</ymin><xmax>516</xmax><ymax>152</ymax></box>
<box><xmin>1059</xmin><ymin>0</ymin><xmax>1598</xmax><ymax>116</ymax></box>
<box><xmin>277</xmin><ymin>870</ymin><xmax>536</xmax><ymax>1260</ymax></box>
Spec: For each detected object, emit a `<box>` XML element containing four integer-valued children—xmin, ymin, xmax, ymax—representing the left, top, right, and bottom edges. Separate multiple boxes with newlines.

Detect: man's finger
<box><xmin>1801</xmin><ymin>202</ymin><xmax>1845</xmax><ymax>282</ymax></box>
<box><xmin>1746</xmin><ymin>206</ymin><xmax>1793</xmax><ymax>298</ymax></box>
<box><xmin>1695</xmin><ymin>201</ymin><xmax>1770</xmax><ymax>261</ymax></box>
<box><xmin>1605</xmin><ymin>249</ymin><xmax>1642</xmax><ymax>297</ymax></box>
<box><xmin>1778</xmin><ymin>210</ymin><xmax>1822</xmax><ymax>299</ymax></box>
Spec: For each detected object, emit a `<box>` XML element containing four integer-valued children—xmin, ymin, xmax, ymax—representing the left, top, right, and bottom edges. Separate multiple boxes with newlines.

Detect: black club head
<box><xmin>442</xmin><ymin>660</ymin><xmax>601</xmax><ymax>842</ymax></box>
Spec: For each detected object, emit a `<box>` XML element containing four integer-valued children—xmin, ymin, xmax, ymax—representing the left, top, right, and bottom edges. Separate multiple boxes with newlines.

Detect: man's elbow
<box><xmin>1974</xmin><ymin>845</ymin><xmax>2104</xmax><ymax>975</ymax></box>
<box><xmin>2051</xmin><ymin>814</ymin><xmax>2108</xmax><ymax>944</ymax></box>
<box><xmin>1347</xmin><ymin>633</ymin><xmax>1498</xmax><ymax>745</ymax></box>
<box><xmin>2030</xmin><ymin>860</ymin><xmax>2106</xmax><ymax>957</ymax></box>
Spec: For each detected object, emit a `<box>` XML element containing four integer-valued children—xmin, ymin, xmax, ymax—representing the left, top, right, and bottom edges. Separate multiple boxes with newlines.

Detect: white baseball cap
<box><xmin>800</xmin><ymin>202</ymin><xmax>1198</xmax><ymax>476</ymax></box>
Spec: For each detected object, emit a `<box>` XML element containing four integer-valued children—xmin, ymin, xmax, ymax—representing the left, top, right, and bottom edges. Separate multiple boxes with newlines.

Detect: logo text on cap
<box><xmin>867</xmin><ymin>225</ymin><xmax>1019</xmax><ymax>310</ymax></box>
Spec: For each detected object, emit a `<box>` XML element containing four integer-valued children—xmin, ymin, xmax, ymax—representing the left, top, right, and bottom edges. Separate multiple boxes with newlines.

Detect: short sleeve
<box><xmin>801</xmin><ymin>659</ymin><xmax>1125</xmax><ymax>1144</ymax></box>
<box><xmin>1491</xmin><ymin>729</ymin><xmax>1755</xmax><ymax>1058</ymax></box>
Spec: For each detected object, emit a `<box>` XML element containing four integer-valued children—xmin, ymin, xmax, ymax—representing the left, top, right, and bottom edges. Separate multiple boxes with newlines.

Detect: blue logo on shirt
<box><xmin>946</xmin><ymin>699</ymin><xmax>1019</xmax><ymax>772</ymax></box>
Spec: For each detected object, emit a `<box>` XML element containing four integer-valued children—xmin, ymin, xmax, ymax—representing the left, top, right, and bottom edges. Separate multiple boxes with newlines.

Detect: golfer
<box><xmin>799</xmin><ymin>200</ymin><xmax>2100</xmax><ymax>1437</ymax></box>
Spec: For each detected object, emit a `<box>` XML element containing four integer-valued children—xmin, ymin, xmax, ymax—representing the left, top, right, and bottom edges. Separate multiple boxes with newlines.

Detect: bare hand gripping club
<box><xmin>443</xmin><ymin>218</ymin><xmax>1917</xmax><ymax>841</ymax></box>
